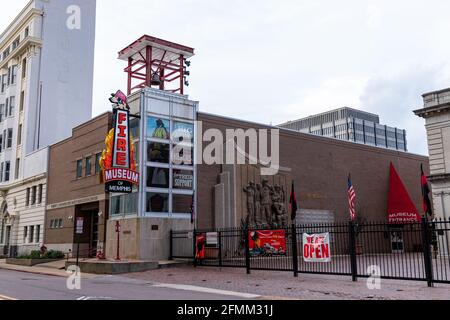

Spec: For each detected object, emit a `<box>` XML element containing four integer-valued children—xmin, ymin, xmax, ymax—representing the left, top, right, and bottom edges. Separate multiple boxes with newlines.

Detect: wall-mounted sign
<box><xmin>206</xmin><ymin>232</ymin><xmax>218</xmax><ymax>246</ymax></box>
<box><xmin>76</xmin><ymin>217</ymin><xmax>84</xmax><ymax>235</ymax></box>
<box><xmin>248</xmin><ymin>230</ymin><xmax>287</xmax><ymax>257</ymax></box>
<box><xmin>173</xmin><ymin>172</ymin><xmax>194</xmax><ymax>189</ymax></box>
<box><xmin>302</xmin><ymin>233</ymin><xmax>331</xmax><ymax>263</ymax></box>
<box><xmin>100</xmin><ymin>90</ymin><xmax>140</xmax><ymax>193</ymax></box>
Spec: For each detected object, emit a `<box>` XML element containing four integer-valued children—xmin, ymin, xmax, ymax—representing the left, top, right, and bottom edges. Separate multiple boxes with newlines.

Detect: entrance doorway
<box><xmin>390</xmin><ymin>230</ymin><xmax>405</xmax><ymax>254</ymax></box>
<box><xmin>75</xmin><ymin>202</ymin><xmax>100</xmax><ymax>258</ymax></box>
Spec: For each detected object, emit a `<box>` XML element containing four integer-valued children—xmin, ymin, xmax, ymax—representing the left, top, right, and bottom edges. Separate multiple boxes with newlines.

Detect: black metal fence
<box><xmin>170</xmin><ymin>218</ymin><xmax>450</xmax><ymax>287</ymax></box>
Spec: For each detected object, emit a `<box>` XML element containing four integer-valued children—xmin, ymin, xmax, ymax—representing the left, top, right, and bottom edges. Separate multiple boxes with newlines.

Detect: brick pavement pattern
<box><xmin>125</xmin><ymin>265</ymin><xmax>450</xmax><ymax>300</ymax></box>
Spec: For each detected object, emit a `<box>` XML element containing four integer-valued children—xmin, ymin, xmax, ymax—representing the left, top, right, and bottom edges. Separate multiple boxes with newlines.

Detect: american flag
<box><xmin>348</xmin><ymin>174</ymin><xmax>356</xmax><ymax>221</ymax></box>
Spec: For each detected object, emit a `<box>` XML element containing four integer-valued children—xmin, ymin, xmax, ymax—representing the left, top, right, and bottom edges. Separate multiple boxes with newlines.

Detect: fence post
<box><xmin>421</xmin><ymin>218</ymin><xmax>434</xmax><ymax>287</ymax></box>
<box><xmin>348</xmin><ymin>220</ymin><xmax>358</xmax><ymax>282</ymax></box>
<box><xmin>193</xmin><ymin>229</ymin><xmax>197</xmax><ymax>268</ymax></box>
<box><xmin>218</xmin><ymin>230</ymin><xmax>223</xmax><ymax>268</ymax></box>
<box><xmin>244</xmin><ymin>227</ymin><xmax>251</xmax><ymax>274</ymax></box>
<box><xmin>291</xmin><ymin>224</ymin><xmax>299</xmax><ymax>277</ymax></box>
<box><xmin>169</xmin><ymin>229</ymin><xmax>173</xmax><ymax>261</ymax></box>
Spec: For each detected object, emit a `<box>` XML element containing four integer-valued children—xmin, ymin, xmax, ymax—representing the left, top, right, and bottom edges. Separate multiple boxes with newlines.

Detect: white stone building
<box><xmin>0</xmin><ymin>0</ymin><xmax>96</xmax><ymax>257</ymax></box>
<box><xmin>414</xmin><ymin>88</ymin><xmax>450</xmax><ymax>221</ymax></box>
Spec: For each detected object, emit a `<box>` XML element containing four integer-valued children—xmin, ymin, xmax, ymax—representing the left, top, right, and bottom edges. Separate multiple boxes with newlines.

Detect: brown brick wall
<box><xmin>45</xmin><ymin>112</ymin><xmax>112</xmax><ymax>245</ymax></box>
<box><xmin>197</xmin><ymin>113</ymin><xmax>430</xmax><ymax>229</ymax></box>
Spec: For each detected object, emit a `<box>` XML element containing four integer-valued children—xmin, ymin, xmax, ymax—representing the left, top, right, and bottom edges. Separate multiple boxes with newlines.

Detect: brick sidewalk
<box><xmin>124</xmin><ymin>265</ymin><xmax>450</xmax><ymax>300</ymax></box>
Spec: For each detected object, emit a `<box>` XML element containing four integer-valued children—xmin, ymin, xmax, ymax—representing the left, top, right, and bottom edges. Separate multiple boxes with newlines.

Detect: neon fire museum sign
<box><xmin>100</xmin><ymin>90</ymin><xmax>140</xmax><ymax>193</ymax></box>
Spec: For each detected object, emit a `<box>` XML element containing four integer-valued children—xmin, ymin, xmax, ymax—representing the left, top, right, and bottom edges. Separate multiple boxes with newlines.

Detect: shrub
<box><xmin>30</xmin><ymin>250</ymin><xmax>41</xmax><ymax>259</ymax></box>
<box><xmin>43</xmin><ymin>250</ymin><xmax>65</xmax><ymax>259</ymax></box>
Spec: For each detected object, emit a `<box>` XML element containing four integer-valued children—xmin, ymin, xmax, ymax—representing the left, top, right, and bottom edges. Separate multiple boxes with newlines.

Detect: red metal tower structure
<box><xmin>118</xmin><ymin>35</ymin><xmax>195</xmax><ymax>95</ymax></box>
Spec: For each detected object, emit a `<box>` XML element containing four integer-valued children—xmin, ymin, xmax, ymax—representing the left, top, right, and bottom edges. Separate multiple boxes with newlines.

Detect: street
<box><xmin>0</xmin><ymin>269</ymin><xmax>255</xmax><ymax>300</ymax></box>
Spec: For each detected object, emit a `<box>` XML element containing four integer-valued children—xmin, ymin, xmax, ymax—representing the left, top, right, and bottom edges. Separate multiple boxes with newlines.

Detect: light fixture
<box><xmin>151</xmin><ymin>72</ymin><xmax>161</xmax><ymax>86</ymax></box>
<box><xmin>184</xmin><ymin>70</ymin><xmax>190</xmax><ymax>76</ymax></box>
<box><xmin>185</xmin><ymin>60</ymin><xmax>191</xmax><ymax>67</ymax></box>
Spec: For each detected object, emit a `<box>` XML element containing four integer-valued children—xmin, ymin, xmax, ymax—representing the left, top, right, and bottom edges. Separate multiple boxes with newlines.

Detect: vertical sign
<box><xmin>100</xmin><ymin>90</ymin><xmax>140</xmax><ymax>193</ymax></box>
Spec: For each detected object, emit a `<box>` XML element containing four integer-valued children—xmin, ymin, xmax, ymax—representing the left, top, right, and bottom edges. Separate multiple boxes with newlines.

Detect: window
<box><xmin>147</xmin><ymin>117</ymin><xmax>170</xmax><ymax>140</ymax></box>
<box><xmin>36</xmin><ymin>225</ymin><xmax>40</xmax><ymax>243</ymax></box>
<box><xmin>0</xmin><ymin>135</ymin><xmax>3</xmax><ymax>153</ymax></box>
<box><xmin>0</xmin><ymin>75</ymin><xmax>6</xmax><ymax>93</ymax></box>
<box><xmin>17</xmin><ymin>124</ymin><xmax>22</xmax><ymax>145</ymax></box>
<box><xmin>14</xmin><ymin>158</ymin><xmax>20</xmax><ymax>180</ymax></box>
<box><xmin>3</xmin><ymin>48</ymin><xmax>10</xmax><ymax>61</ymax></box>
<box><xmin>29</xmin><ymin>225</ymin><xmax>34</xmax><ymax>243</ymax></box>
<box><xmin>7</xmin><ymin>129</ymin><xmax>12</xmax><ymax>148</ymax></box>
<box><xmin>12</xmin><ymin>37</ymin><xmax>19</xmax><ymax>50</ymax></box>
<box><xmin>147</xmin><ymin>142</ymin><xmax>170</xmax><ymax>163</ymax></box>
<box><xmin>51</xmin><ymin>219</ymin><xmax>63</xmax><ymax>229</ymax></box>
<box><xmin>11</xmin><ymin>65</ymin><xmax>17</xmax><ymax>85</ymax></box>
<box><xmin>0</xmin><ymin>105</ymin><xmax>3</xmax><ymax>122</ymax></box>
<box><xmin>24</xmin><ymin>27</ymin><xmax>29</xmax><ymax>37</ymax></box>
<box><xmin>19</xmin><ymin>91</ymin><xmax>24</xmax><ymax>112</ymax></box>
<box><xmin>23</xmin><ymin>226</ymin><xmax>28</xmax><ymax>242</ymax></box>
<box><xmin>76</xmin><ymin>160</ymin><xmax>83</xmax><ymax>178</ymax></box>
<box><xmin>147</xmin><ymin>167</ymin><xmax>169</xmax><ymax>188</ymax></box>
<box><xmin>31</xmin><ymin>186</ymin><xmax>37</xmax><ymax>205</ymax></box>
<box><xmin>22</xmin><ymin>58</ymin><xmax>26</xmax><ymax>79</ymax></box>
<box><xmin>37</xmin><ymin>184</ymin><xmax>43</xmax><ymax>204</ymax></box>
<box><xmin>85</xmin><ymin>156</ymin><xmax>92</xmax><ymax>176</ymax></box>
<box><xmin>95</xmin><ymin>153</ymin><xmax>101</xmax><ymax>174</ymax></box>
<box><xmin>4</xmin><ymin>162</ymin><xmax>10</xmax><ymax>182</ymax></box>
<box><xmin>130</xmin><ymin>118</ymin><xmax>140</xmax><ymax>138</ymax></box>
<box><xmin>25</xmin><ymin>188</ymin><xmax>30</xmax><ymax>206</ymax></box>
<box><xmin>146</xmin><ymin>192</ymin><xmax>169</xmax><ymax>213</ymax></box>
<box><xmin>8</xmin><ymin>96</ymin><xmax>14</xmax><ymax>116</ymax></box>
<box><xmin>2</xmin><ymin>130</ymin><xmax>5</xmax><ymax>150</ymax></box>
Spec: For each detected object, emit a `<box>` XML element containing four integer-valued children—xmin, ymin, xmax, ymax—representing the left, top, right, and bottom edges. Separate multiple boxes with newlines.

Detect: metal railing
<box><xmin>170</xmin><ymin>218</ymin><xmax>450</xmax><ymax>287</ymax></box>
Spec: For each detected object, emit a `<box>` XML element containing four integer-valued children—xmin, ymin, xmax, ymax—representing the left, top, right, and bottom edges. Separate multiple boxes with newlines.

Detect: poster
<box><xmin>248</xmin><ymin>230</ymin><xmax>286</xmax><ymax>257</ymax></box>
<box><xmin>302</xmin><ymin>233</ymin><xmax>331</xmax><ymax>263</ymax></box>
<box><xmin>195</xmin><ymin>233</ymin><xmax>206</xmax><ymax>260</ymax></box>
<box><xmin>76</xmin><ymin>217</ymin><xmax>84</xmax><ymax>235</ymax></box>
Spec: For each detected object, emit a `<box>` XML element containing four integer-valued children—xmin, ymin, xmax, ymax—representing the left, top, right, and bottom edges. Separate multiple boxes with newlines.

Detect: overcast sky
<box><xmin>3</xmin><ymin>1</ymin><xmax>450</xmax><ymax>156</ymax></box>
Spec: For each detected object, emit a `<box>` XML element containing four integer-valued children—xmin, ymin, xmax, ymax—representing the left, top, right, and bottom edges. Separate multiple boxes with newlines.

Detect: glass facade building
<box><xmin>110</xmin><ymin>88</ymin><xmax>197</xmax><ymax>220</ymax></box>
<box><xmin>279</xmin><ymin>107</ymin><xmax>407</xmax><ymax>152</ymax></box>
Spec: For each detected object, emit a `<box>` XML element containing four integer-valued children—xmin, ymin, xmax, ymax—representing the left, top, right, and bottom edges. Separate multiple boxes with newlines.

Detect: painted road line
<box><xmin>152</xmin><ymin>283</ymin><xmax>261</xmax><ymax>299</ymax></box>
<box><xmin>0</xmin><ymin>294</ymin><xmax>17</xmax><ymax>301</ymax></box>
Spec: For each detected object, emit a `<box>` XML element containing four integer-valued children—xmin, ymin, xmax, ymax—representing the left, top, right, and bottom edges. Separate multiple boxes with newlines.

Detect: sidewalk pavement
<box><xmin>124</xmin><ymin>265</ymin><xmax>450</xmax><ymax>300</ymax></box>
<box><xmin>0</xmin><ymin>259</ymin><xmax>97</xmax><ymax>278</ymax></box>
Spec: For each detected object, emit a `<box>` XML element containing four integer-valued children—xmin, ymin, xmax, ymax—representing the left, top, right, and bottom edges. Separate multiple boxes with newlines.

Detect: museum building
<box><xmin>88</xmin><ymin>36</ymin><xmax>429</xmax><ymax>261</ymax></box>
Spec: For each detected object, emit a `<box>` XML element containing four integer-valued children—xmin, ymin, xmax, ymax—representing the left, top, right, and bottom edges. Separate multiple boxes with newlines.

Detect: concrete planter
<box><xmin>6</xmin><ymin>258</ymin><xmax>63</xmax><ymax>267</ymax></box>
<box><xmin>65</xmin><ymin>260</ymin><xmax>159</xmax><ymax>274</ymax></box>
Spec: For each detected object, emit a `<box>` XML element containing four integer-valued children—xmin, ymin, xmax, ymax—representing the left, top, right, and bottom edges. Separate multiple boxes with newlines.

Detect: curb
<box><xmin>0</xmin><ymin>264</ymin><xmax>67</xmax><ymax>278</ymax></box>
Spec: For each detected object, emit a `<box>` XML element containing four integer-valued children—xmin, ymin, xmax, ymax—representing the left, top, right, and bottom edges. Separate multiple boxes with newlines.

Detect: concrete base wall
<box><xmin>105</xmin><ymin>217</ymin><xmax>192</xmax><ymax>261</ymax></box>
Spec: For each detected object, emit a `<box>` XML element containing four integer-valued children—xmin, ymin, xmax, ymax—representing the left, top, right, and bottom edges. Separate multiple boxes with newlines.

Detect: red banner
<box><xmin>388</xmin><ymin>163</ymin><xmax>421</xmax><ymax>224</ymax></box>
<box><xmin>248</xmin><ymin>230</ymin><xmax>287</xmax><ymax>256</ymax></box>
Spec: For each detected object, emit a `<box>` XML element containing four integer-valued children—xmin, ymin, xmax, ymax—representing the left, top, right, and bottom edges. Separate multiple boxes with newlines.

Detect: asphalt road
<box><xmin>0</xmin><ymin>269</ymin><xmax>252</xmax><ymax>300</ymax></box>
